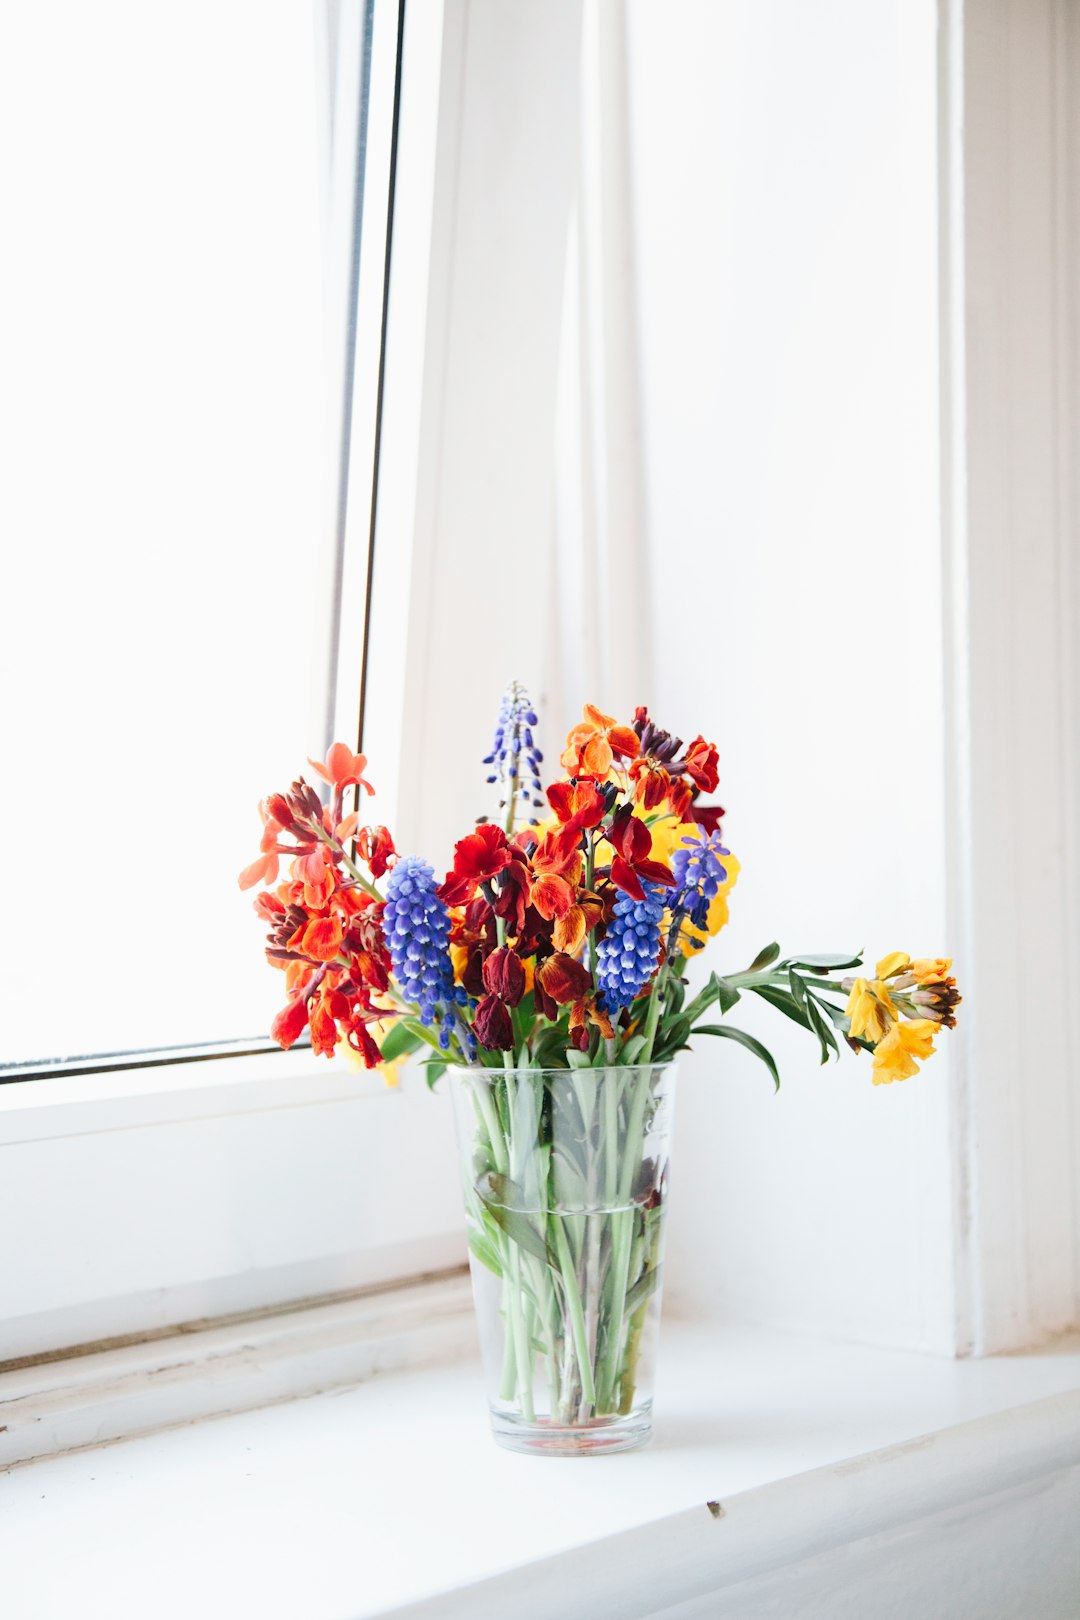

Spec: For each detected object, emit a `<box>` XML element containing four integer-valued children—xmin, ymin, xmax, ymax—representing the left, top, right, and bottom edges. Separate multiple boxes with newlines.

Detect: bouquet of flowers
<box><xmin>240</xmin><ymin>683</ymin><xmax>961</xmax><ymax>1453</ymax></box>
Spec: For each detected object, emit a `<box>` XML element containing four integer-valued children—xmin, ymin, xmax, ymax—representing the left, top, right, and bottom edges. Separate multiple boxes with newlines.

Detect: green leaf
<box><xmin>814</xmin><ymin>998</ymin><xmax>850</xmax><ymax>1030</ymax></box>
<box><xmin>423</xmin><ymin>1061</ymin><xmax>447</xmax><ymax>1090</ymax></box>
<box><xmin>625</xmin><ymin>1263</ymin><xmax>663</xmax><ymax>1317</ymax></box>
<box><xmin>748</xmin><ymin>983</ymin><xmax>812</xmax><ymax>1029</ymax></box>
<box><xmin>652</xmin><ymin>1014</ymin><xmax>692</xmax><ymax>1063</ymax></box>
<box><xmin>566</xmin><ymin>1048</ymin><xmax>593</xmax><ymax>1070</ymax></box>
<box><xmin>466</xmin><ymin>1226</ymin><xmax>503</xmax><ymax>1277</ymax></box>
<box><xmin>746</xmin><ymin>942</ymin><xmax>781</xmax><ymax>973</ymax></box>
<box><xmin>378</xmin><ymin>1019</ymin><xmax>426</xmax><ymax>1063</ymax></box>
<box><xmin>805</xmin><ymin>995</ymin><xmax>839</xmax><ymax>1064</ymax></box>
<box><xmin>787</xmin><ymin>969</ymin><xmax>809</xmax><ymax>1011</ymax></box>
<box><xmin>665</xmin><ymin>977</ymin><xmax>686</xmax><ymax>1018</ymax></box>
<box><xmin>619</xmin><ymin>1034</ymin><xmax>648</xmax><ymax>1066</ymax></box>
<box><xmin>785</xmin><ymin>952</ymin><xmax>863</xmax><ymax>972</ymax></box>
<box><xmin>691</xmin><ymin>1024</ymin><xmax>781</xmax><ymax>1091</ymax></box>
<box><xmin>713</xmin><ymin>975</ymin><xmax>741</xmax><ymax>1015</ymax></box>
<box><xmin>475</xmin><ymin>1173</ymin><xmax>550</xmax><ymax>1265</ymax></box>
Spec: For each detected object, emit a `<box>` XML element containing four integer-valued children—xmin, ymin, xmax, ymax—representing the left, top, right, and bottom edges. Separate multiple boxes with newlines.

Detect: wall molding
<box><xmin>943</xmin><ymin>0</ymin><xmax>1080</xmax><ymax>1352</ymax></box>
<box><xmin>0</xmin><ymin>1270</ymin><xmax>475</xmax><ymax>1471</ymax></box>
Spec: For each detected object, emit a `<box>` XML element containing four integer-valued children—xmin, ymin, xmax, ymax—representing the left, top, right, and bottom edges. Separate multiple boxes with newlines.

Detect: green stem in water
<box><xmin>551</xmin><ymin>1214</ymin><xmax>596</xmax><ymax>1407</ymax></box>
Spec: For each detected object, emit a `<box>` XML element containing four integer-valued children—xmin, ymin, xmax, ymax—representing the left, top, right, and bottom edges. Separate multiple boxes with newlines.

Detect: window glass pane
<box><xmin>0</xmin><ymin>3</ymin><xmax>328</xmax><ymax>1063</ymax></box>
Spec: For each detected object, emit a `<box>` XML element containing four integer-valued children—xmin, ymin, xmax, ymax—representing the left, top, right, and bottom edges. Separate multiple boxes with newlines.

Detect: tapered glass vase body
<box><xmin>449</xmin><ymin>1063</ymin><xmax>676</xmax><ymax>1456</ymax></box>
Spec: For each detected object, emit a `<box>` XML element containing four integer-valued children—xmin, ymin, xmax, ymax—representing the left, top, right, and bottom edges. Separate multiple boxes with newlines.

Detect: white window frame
<box><xmin>0</xmin><ymin>0</ymin><xmax>470</xmax><ymax>1364</ymax></box>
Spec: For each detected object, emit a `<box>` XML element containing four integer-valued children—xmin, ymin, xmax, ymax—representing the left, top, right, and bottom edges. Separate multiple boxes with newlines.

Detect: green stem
<box><xmin>312</xmin><ymin>823</ymin><xmax>382</xmax><ymax>899</ymax></box>
<box><xmin>551</xmin><ymin>1214</ymin><xmax>596</xmax><ymax>1407</ymax></box>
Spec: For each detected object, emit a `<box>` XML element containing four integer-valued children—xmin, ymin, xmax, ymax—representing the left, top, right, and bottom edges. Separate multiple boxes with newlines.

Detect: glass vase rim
<box><xmin>446</xmin><ymin>1061</ymin><xmax>678</xmax><ymax>1080</ymax></box>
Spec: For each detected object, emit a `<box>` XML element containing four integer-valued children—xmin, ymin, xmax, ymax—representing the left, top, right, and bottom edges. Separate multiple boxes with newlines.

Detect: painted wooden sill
<box><xmin>2</xmin><ymin>1310</ymin><xmax>1079</xmax><ymax>1619</ymax></box>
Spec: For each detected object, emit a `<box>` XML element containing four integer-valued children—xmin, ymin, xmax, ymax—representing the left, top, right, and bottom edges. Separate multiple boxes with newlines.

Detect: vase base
<box><xmin>490</xmin><ymin>1405</ymin><xmax>652</xmax><ymax>1457</ymax></box>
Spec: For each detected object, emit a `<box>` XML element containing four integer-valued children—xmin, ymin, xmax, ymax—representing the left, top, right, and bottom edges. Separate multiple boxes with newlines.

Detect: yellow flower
<box><xmin>337</xmin><ymin>1010</ymin><xmax>406</xmax><ymax>1088</ymax></box>
<box><xmin>870</xmin><ymin>1018</ymin><xmax>938</xmax><ymax>1085</ymax></box>
<box><xmin>845</xmin><ymin>977</ymin><xmax>897</xmax><ymax>1043</ymax></box>
<box><xmin>910</xmin><ymin>956</ymin><xmax>952</xmax><ymax>984</ymax></box>
<box><xmin>875</xmin><ymin>951</ymin><xmax>911</xmax><ymax>980</ymax></box>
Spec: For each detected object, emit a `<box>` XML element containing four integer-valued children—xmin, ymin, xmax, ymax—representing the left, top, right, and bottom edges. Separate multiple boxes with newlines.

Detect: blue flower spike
<box><xmin>595</xmin><ymin>880</ymin><xmax>666</xmax><ymax>1011</ymax></box>
<box><xmin>382</xmin><ymin>855</ymin><xmax>470</xmax><ymax>1051</ymax></box>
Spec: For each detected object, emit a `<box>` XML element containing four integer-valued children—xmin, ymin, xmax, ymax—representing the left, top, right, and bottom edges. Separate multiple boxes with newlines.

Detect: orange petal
<box><xmin>302</xmin><ymin>916</ymin><xmax>344</xmax><ymax>960</ymax></box>
<box><xmin>553</xmin><ymin>905</ymin><xmax>587</xmax><ymax>954</ymax></box>
<box><xmin>607</xmin><ymin>725</ymin><xmax>641</xmax><ymax>760</ymax></box>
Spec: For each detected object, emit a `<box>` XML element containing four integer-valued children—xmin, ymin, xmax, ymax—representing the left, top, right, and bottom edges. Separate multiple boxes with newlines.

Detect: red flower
<box><xmin>271</xmin><ymin>997</ymin><xmax>309</xmax><ymax>1050</ymax></box>
<box><xmin>547</xmin><ymin>779</ymin><xmax>607</xmax><ymax>830</ymax></box>
<box><xmin>535</xmin><ymin>953</ymin><xmax>592</xmax><ymax>1020</ymax></box>
<box><xmin>690</xmin><ymin>802</ymin><xmax>725</xmax><ymax>836</ymax></box>
<box><xmin>605</xmin><ymin>809</ymin><xmax>675</xmax><ymax>901</ymax></box>
<box><xmin>356</xmin><ymin>824</ymin><xmax>396</xmax><ymax>878</ymax></box>
<box><xmin>307</xmin><ymin>743</ymin><xmax>375</xmax><ymax>795</ymax></box>
<box><xmin>628</xmin><ymin>758</ymin><xmax>671</xmax><ymax>812</ymax></box>
<box><xmin>474</xmin><ymin>993</ymin><xmax>514</xmax><ymax>1050</ymax></box>
<box><xmin>482</xmin><ymin>946</ymin><xmax>526</xmax><ymax>1007</ymax></box>
<box><xmin>683</xmin><ymin>736</ymin><xmax>719</xmax><ymax>794</ymax></box>
<box><xmin>454</xmin><ymin>824</ymin><xmax>511</xmax><ymax>883</ymax></box>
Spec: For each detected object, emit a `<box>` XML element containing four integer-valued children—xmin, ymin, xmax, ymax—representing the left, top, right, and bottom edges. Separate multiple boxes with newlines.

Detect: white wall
<box><xmin>623</xmin><ymin>0</ymin><xmax>957</xmax><ymax>1350</ymax></box>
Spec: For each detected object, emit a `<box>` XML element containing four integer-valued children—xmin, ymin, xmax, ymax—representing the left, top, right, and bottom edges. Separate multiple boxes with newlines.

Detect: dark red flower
<box><xmin>474</xmin><ymin>993</ymin><xmax>514</xmax><ymax>1050</ymax></box>
<box><xmin>482</xmin><ymin>946</ymin><xmax>526</xmax><ymax>1007</ymax></box>
<box><xmin>605</xmin><ymin>808</ymin><xmax>675</xmax><ymax>901</ymax></box>
<box><xmin>690</xmin><ymin>802</ymin><xmax>725</xmax><ymax>836</ymax></box>
<box><xmin>534</xmin><ymin>953</ymin><xmax>592</xmax><ymax>1020</ymax></box>
<box><xmin>356</xmin><ymin>824</ymin><xmax>396</xmax><ymax>878</ymax></box>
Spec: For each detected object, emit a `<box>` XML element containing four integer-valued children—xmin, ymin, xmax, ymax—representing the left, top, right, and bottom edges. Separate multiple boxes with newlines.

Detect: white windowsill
<box><xmin>2</xmin><ymin>1310</ymin><xmax>1079</xmax><ymax>1619</ymax></box>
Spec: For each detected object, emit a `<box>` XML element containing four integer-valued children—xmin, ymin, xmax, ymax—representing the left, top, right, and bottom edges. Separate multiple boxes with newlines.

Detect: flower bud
<box><xmin>473</xmin><ymin>993</ymin><xmax>514</xmax><ymax>1050</ymax></box>
<box><xmin>482</xmin><ymin>946</ymin><xmax>526</xmax><ymax>1007</ymax></box>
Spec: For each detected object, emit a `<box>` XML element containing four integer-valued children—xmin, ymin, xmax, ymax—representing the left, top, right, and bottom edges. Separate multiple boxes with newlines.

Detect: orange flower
<box><xmin>628</xmin><ymin>758</ymin><xmax>671</xmax><ymax>811</ymax></box>
<box><xmin>560</xmin><ymin>705</ymin><xmax>640</xmax><ymax>777</ymax></box>
<box><xmin>293</xmin><ymin>846</ymin><xmax>335</xmax><ymax>909</ymax></box>
<box><xmin>547</xmin><ymin>779</ymin><xmax>608</xmax><ymax>829</ymax></box>
<box><xmin>238</xmin><ymin>800</ymin><xmax>286</xmax><ymax>891</ymax></box>
<box><xmin>307</xmin><ymin>742</ymin><xmax>374</xmax><ymax>795</ymax></box>
<box><xmin>529</xmin><ymin>824</ymin><xmax>583</xmax><ymax>921</ymax></box>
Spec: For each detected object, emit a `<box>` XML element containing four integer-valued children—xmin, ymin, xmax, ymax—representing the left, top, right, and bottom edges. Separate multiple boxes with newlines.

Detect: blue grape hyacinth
<box><xmin>595</xmin><ymin>880</ymin><xmax>666</xmax><ymax>1011</ymax></box>
<box><xmin>668</xmin><ymin>831</ymin><xmax>730</xmax><ymax>933</ymax></box>
<box><xmin>382</xmin><ymin>855</ymin><xmax>469</xmax><ymax>1050</ymax></box>
<box><xmin>483</xmin><ymin>680</ymin><xmax>544</xmax><ymax>818</ymax></box>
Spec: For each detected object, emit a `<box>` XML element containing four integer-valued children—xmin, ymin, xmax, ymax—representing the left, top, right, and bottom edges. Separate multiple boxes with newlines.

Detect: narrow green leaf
<box><xmin>785</xmin><ymin>952</ymin><xmax>864</xmax><ymax>972</ymax></box>
<box><xmin>625</xmin><ymin>1263</ymin><xmax>663</xmax><ymax>1317</ymax></box>
<box><xmin>566</xmin><ymin>1048</ymin><xmax>593</xmax><ymax>1070</ymax></box>
<box><xmin>713</xmin><ymin>975</ymin><xmax>741</xmax><ymax>1015</ymax></box>
<box><xmin>787</xmin><ymin>969</ymin><xmax>809</xmax><ymax>1011</ymax></box>
<box><xmin>423</xmin><ymin>1061</ymin><xmax>447</xmax><ymax>1090</ymax></box>
<box><xmin>378</xmin><ymin>1020</ymin><xmax>426</xmax><ymax>1063</ymax></box>
<box><xmin>619</xmin><ymin>1034</ymin><xmax>648</xmax><ymax>1066</ymax></box>
<box><xmin>814</xmin><ymin>998</ymin><xmax>850</xmax><ymax>1030</ymax></box>
<box><xmin>476</xmin><ymin>1173</ymin><xmax>550</xmax><ymax>1264</ymax></box>
<box><xmin>746</xmin><ymin>942</ymin><xmax>781</xmax><ymax>973</ymax></box>
<box><xmin>748</xmin><ymin>983</ymin><xmax>813</xmax><ymax>1029</ymax></box>
<box><xmin>466</xmin><ymin>1227</ymin><xmax>503</xmax><ymax>1278</ymax></box>
<box><xmin>691</xmin><ymin>1024</ymin><xmax>782</xmax><ymax>1091</ymax></box>
<box><xmin>805</xmin><ymin>995</ymin><xmax>839</xmax><ymax>1063</ymax></box>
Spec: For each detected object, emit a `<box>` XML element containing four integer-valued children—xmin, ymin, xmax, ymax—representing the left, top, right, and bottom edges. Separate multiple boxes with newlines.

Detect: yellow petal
<box><xmin>875</xmin><ymin>951</ymin><xmax>911</xmax><ymax>980</ymax></box>
<box><xmin>910</xmin><ymin>957</ymin><xmax>952</xmax><ymax>984</ymax></box>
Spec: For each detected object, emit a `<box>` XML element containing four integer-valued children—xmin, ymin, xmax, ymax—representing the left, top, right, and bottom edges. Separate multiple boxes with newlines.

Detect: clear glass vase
<box><xmin>449</xmin><ymin>1063</ymin><xmax>676</xmax><ymax>1456</ymax></box>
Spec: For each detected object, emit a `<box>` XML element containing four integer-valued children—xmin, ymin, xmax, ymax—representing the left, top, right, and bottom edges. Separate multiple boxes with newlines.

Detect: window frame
<box><xmin>0</xmin><ymin>0</ymin><xmax>472</xmax><ymax>1365</ymax></box>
